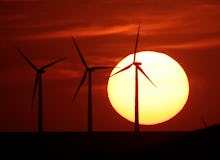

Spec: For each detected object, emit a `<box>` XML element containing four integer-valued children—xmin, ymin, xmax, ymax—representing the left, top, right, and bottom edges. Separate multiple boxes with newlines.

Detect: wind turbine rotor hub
<box><xmin>89</xmin><ymin>68</ymin><xmax>95</xmax><ymax>71</ymax></box>
<box><xmin>39</xmin><ymin>70</ymin><xmax>46</xmax><ymax>73</ymax></box>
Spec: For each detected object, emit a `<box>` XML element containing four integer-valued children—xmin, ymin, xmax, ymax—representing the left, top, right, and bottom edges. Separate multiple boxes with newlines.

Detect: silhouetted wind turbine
<box><xmin>72</xmin><ymin>36</ymin><xmax>113</xmax><ymax>133</ymax></box>
<box><xmin>201</xmin><ymin>115</ymin><xmax>208</xmax><ymax>128</ymax></box>
<box><xmin>16</xmin><ymin>48</ymin><xmax>65</xmax><ymax>133</ymax></box>
<box><xmin>110</xmin><ymin>24</ymin><xmax>157</xmax><ymax>133</ymax></box>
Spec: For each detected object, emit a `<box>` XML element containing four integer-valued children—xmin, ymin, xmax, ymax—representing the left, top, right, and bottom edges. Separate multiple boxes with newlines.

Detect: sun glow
<box><xmin>107</xmin><ymin>51</ymin><xmax>189</xmax><ymax>125</ymax></box>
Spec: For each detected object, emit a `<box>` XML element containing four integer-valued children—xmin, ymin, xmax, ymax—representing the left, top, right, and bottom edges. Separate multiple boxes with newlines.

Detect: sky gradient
<box><xmin>0</xmin><ymin>0</ymin><xmax>220</xmax><ymax>132</ymax></box>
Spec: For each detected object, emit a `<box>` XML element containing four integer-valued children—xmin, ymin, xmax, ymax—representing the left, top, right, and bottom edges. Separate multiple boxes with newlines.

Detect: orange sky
<box><xmin>0</xmin><ymin>0</ymin><xmax>220</xmax><ymax>132</ymax></box>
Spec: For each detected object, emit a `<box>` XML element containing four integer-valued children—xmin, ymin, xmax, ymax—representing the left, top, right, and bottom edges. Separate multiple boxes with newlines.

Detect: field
<box><xmin>0</xmin><ymin>125</ymin><xmax>219</xmax><ymax>159</ymax></box>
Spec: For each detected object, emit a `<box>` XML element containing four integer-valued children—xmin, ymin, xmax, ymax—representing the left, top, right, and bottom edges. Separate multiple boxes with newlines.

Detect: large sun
<box><xmin>107</xmin><ymin>51</ymin><xmax>189</xmax><ymax>125</ymax></box>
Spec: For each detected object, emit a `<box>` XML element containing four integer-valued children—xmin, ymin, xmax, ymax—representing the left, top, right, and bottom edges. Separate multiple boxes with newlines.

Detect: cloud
<box><xmin>152</xmin><ymin>37</ymin><xmax>220</xmax><ymax>50</ymax></box>
<box><xmin>2</xmin><ymin>0</ymin><xmax>220</xmax><ymax>52</ymax></box>
<box><xmin>47</xmin><ymin>69</ymin><xmax>82</xmax><ymax>80</ymax></box>
<box><xmin>0</xmin><ymin>0</ymin><xmax>38</xmax><ymax>2</ymax></box>
<box><xmin>16</xmin><ymin>24</ymin><xmax>136</xmax><ymax>40</ymax></box>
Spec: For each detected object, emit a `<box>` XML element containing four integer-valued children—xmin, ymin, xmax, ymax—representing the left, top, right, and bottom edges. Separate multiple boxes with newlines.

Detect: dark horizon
<box><xmin>0</xmin><ymin>124</ymin><xmax>220</xmax><ymax>159</ymax></box>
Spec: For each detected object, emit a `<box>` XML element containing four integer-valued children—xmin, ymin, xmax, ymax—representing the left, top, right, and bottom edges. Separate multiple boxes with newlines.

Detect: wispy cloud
<box><xmin>0</xmin><ymin>0</ymin><xmax>38</xmax><ymax>2</ymax></box>
<box><xmin>17</xmin><ymin>24</ymin><xmax>136</xmax><ymax>40</ymax></box>
<box><xmin>153</xmin><ymin>37</ymin><xmax>220</xmax><ymax>49</ymax></box>
<box><xmin>51</xmin><ymin>69</ymin><xmax>82</xmax><ymax>79</ymax></box>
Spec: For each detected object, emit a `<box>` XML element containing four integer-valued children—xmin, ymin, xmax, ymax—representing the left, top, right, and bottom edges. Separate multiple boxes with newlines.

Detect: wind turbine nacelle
<box><xmin>89</xmin><ymin>68</ymin><xmax>95</xmax><ymax>71</ymax></box>
<box><xmin>133</xmin><ymin>62</ymin><xmax>142</xmax><ymax>65</ymax></box>
<box><xmin>39</xmin><ymin>70</ymin><xmax>46</xmax><ymax>74</ymax></box>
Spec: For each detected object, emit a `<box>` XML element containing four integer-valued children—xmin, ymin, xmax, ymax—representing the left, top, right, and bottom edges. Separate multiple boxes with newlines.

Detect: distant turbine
<box><xmin>72</xmin><ymin>36</ymin><xmax>113</xmax><ymax>133</ymax></box>
<box><xmin>16</xmin><ymin>48</ymin><xmax>65</xmax><ymax>133</ymax></box>
<box><xmin>201</xmin><ymin>115</ymin><xmax>208</xmax><ymax>128</ymax></box>
<box><xmin>110</xmin><ymin>24</ymin><xmax>157</xmax><ymax>133</ymax></box>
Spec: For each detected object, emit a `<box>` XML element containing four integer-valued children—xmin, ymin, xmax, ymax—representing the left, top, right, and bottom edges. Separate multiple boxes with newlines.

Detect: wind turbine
<box><xmin>72</xmin><ymin>36</ymin><xmax>113</xmax><ymax>133</ymax></box>
<box><xmin>16</xmin><ymin>48</ymin><xmax>65</xmax><ymax>133</ymax></box>
<box><xmin>201</xmin><ymin>115</ymin><xmax>208</xmax><ymax>128</ymax></box>
<box><xmin>110</xmin><ymin>24</ymin><xmax>157</xmax><ymax>133</ymax></box>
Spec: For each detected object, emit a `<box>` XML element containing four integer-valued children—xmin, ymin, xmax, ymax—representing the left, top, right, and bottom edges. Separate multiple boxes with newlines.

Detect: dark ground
<box><xmin>0</xmin><ymin>125</ymin><xmax>220</xmax><ymax>159</ymax></box>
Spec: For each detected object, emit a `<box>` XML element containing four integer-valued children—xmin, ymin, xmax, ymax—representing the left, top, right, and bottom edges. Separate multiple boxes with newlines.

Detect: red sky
<box><xmin>0</xmin><ymin>0</ymin><xmax>220</xmax><ymax>132</ymax></box>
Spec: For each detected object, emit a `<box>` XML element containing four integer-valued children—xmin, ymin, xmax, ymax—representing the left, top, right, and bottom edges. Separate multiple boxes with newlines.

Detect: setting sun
<box><xmin>107</xmin><ymin>51</ymin><xmax>189</xmax><ymax>125</ymax></box>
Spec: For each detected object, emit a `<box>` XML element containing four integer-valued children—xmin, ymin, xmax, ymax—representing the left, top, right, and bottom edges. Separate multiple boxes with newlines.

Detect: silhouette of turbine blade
<box><xmin>72</xmin><ymin>71</ymin><xmax>87</xmax><ymax>102</ymax></box>
<box><xmin>133</xmin><ymin>23</ymin><xmax>140</xmax><ymax>63</ymax></box>
<box><xmin>137</xmin><ymin>66</ymin><xmax>157</xmax><ymax>87</ymax></box>
<box><xmin>41</xmin><ymin>57</ymin><xmax>65</xmax><ymax>70</ymax></box>
<box><xmin>32</xmin><ymin>72</ymin><xmax>39</xmax><ymax>107</ymax></box>
<box><xmin>72</xmin><ymin>36</ymin><xmax>88</xmax><ymax>68</ymax></box>
<box><xmin>110</xmin><ymin>64</ymin><xmax>132</xmax><ymax>77</ymax></box>
<box><xmin>16</xmin><ymin>47</ymin><xmax>38</xmax><ymax>71</ymax></box>
<box><xmin>92</xmin><ymin>66</ymin><xmax>115</xmax><ymax>70</ymax></box>
<box><xmin>201</xmin><ymin>115</ymin><xmax>208</xmax><ymax>128</ymax></box>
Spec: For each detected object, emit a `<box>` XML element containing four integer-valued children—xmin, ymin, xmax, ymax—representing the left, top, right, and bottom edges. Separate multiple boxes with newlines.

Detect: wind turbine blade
<box><xmin>201</xmin><ymin>116</ymin><xmax>208</xmax><ymax>128</ymax></box>
<box><xmin>110</xmin><ymin>64</ymin><xmax>132</xmax><ymax>77</ymax></box>
<box><xmin>41</xmin><ymin>57</ymin><xmax>66</xmax><ymax>70</ymax></box>
<box><xmin>137</xmin><ymin>66</ymin><xmax>157</xmax><ymax>87</ymax></box>
<box><xmin>72</xmin><ymin>71</ymin><xmax>87</xmax><ymax>103</ymax></box>
<box><xmin>16</xmin><ymin>47</ymin><xmax>38</xmax><ymax>70</ymax></box>
<box><xmin>72</xmin><ymin>36</ymin><xmax>88</xmax><ymax>68</ymax></box>
<box><xmin>133</xmin><ymin>23</ymin><xmax>140</xmax><ymax>63</ymax></box>
<box><xmin>32</xmin><ymin>72</ymin><xmax>39</xmax><ymax>107</ymax></box>
<box><xmin>92</xmin><ymin>66</ymin><xmax>115</xmax><ymax>70</ymax></box>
